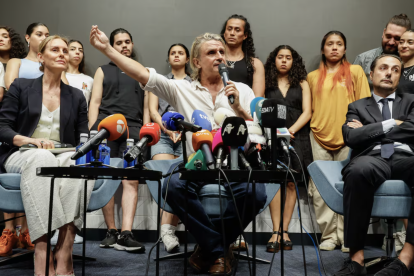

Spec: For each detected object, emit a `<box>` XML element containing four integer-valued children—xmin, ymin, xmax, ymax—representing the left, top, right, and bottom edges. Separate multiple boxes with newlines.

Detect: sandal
<box><xmin>266</xmin><ymin>231</ymin><xmax>280</xmax><ymax>253</ymax></box>
<box><xmin>281</xmin><ymin>230</ymin><xmax>293</xmax><ymax>251</ymax></box>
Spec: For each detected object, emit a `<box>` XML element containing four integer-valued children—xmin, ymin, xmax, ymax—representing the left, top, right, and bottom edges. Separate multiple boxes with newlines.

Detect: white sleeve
<box><xmin>0</xmin><ymin>64</ymin><xmax>5</xmax><ymax>89</ymax></box>
<box><xmin>139</xmin><ymin>68</ymin><xmax>177</xmax><ymax>107</ymax></box>
<box><xmin>240</xmin><ymin>85</ymin><xmax>255</xmax><ymax>117</ymax></box>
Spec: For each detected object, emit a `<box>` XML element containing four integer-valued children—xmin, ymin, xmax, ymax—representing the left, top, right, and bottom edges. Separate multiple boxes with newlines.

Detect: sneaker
<box><xmin>0</xmin><ymin>229</ymin><xmax>19</xmax><ymax>257</ymax></box>
<box><xmin>334</xmin><ymin>258</ymin><xmax>367</xmax><ymax>276</ymax></box>
<box><xmin>18</xmin><ymin>229</ymin><xmax>34</xmax><ymax>250</ymax></box>
<box><xmin>161</xmin><ymin>229</ymin><xmax>179</xmax><ymax>253</ymax></box>
<box><xmin>341</xmin><ymin>244</ymin><xmax>350</xmax><ymax>253</ymax></box>
<box><xmin>100</xmin><ymin>229</ymin><xmax>118</xmax><ymax>248</ymax></box>
<box><xmin>374</xmin><ymin>258</ymin><xmax>409</xmax><ymax>276</ymax></box>
<box><xmin>114</xmin><ymin>231</ymin><xmax>145</xmax><ymax>253</ymax></box>
<box><xmin>74</xmin><ymin>234</ymin><xmax>83</xmax><ymax>244</ymax></box>
<box><xmin>320</xmin><ymin>240</ymin><xmax>337</xmax><ymax>251</ymax></box>
<box><xmin>230</xmin><ymin>235</ymin><xmax>248</xmax><ymax>251</ymax></box>
<box><xmin>51</xmin><ymin>230</ymin><xmax>59</xmax><ymax>246</ymax></box>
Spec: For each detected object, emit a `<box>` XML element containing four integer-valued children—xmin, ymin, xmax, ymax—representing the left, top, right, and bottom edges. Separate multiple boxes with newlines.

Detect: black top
<box><xmin>265</xmin><ymin>85</ymin><xmax>313</xmax><ymax>173</ymax></box>
<box><xmin>99</xmin><ymin>62</ymin><xmax>145</xmax><ymax>127</ymax></box>
<box><xmin>0</xmin><ymin>76</ymin><xmax>88</xmax><ymax>173</ymax></box>
<box><xmin>397</xmin><ymin>65</ymin><xmax>414</xmax><ymax>95</ymax></box>
<box><xmin>227</xmin><ymin>58</ymin><xmax>253</xmax><ymax>88</ymax></box>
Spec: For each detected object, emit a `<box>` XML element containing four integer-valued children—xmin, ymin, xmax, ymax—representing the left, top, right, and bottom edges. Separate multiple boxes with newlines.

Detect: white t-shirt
<box><xmin>65</xmin><ymin>73</ymin><xmax>93</xmax><ymax>106</ymax></box>
<box><xmin>0</xmin><ymin>63</ymin><xmax>5</xmax><ymax>89</ymax></box>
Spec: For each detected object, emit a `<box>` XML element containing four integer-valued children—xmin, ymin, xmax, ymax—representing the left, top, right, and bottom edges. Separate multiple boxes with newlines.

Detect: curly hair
<box><xmin>220</xmin><ymin>14</ymin><xmax>256</xmax><ymax>81</ymax></box>
<box><xmin>264</xmin><ymin>45</ymin><xmax>307</xmax><ymax>90</ymax></box>
<box><xmin>0</xmin><ymin>26</ymin><xmax>26</xmax><ymax>59</ymax></box>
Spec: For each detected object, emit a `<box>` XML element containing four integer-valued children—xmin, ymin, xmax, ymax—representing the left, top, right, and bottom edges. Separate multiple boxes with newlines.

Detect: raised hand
<box><xmin>89</xmin><ymin>25</ymin><xmax>110</xmax><ymax>52</ymax></box>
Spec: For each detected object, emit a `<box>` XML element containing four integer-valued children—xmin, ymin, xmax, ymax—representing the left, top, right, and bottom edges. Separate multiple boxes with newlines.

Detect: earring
<box><xmin>27</xmin><ymin>41</ymin><xmax>30</xmax><ymax>48</ymax></box>
<box><xmin>169</xmin><ymin>64</ymin><xmax>171</xmax><ymax>68</ymax></box>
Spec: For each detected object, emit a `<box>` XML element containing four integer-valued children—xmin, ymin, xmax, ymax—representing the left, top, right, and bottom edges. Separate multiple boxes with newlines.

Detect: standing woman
<box><xmin>65</xmin><ymin>40</ymin><xmax>93</xmax><ymax>106</ymax></box>
<box><xmin>264</xmin><ymin>45</ymin><xmax>312</xmax><ymax>253</ymax></box>
<box><xmin>307</xmin><ymin>31</ymin><xmax>371</xmax><ymax>252</ymax></box>
<box><xmin>148</xmin><ymin>43</ymin><xmax>190</xmax><ymax>253</ymax></box>
<box><xmin>397</xmin><ymin>29</ymin><xmax>414</xmax><ymax>94</ymax></box>
<box><xmin>0</xmin><ymin>25</ymin><xmax>26</xmax><ymax>71</ymax></box>
<box><xmin>0</xmin><ymin>35</ymin><xmax>93</xmax><ymax>276</ymax></box>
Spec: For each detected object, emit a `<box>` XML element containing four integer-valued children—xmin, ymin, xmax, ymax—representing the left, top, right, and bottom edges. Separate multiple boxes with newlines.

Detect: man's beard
<box><xmin>382</xmin><ymin>43</ymin><xmax>399</xmax><ymax>55</ymax></box>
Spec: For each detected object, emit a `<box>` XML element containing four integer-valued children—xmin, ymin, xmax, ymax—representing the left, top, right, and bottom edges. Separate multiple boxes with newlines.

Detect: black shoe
<box><xmin>282</xmin><ymin>230</ymin><xmax>293</xmax><ymax>250</ymax></box>
<box><xmin>114</xmin><ymin>231</ymin><xmax>145</xmax><ymax>253</ymax></box>
<box><xmin>100</xmin><ymin>229</ymin><xmax>119</xmax><ymax>248</ymax></box>
<box><xmin>334</xmin><ymin>258</ymin><xmax>367</xmax><ymax>276</ymax></box>
<box><xmin>374</xmin><ymin>258</ymin><xmax>409</xmax><ymax>276</ymax></box>
<box><xmin>266</xmin><ymin>231</ymin><xmax>280</xmax><ymax>253</ymax></box>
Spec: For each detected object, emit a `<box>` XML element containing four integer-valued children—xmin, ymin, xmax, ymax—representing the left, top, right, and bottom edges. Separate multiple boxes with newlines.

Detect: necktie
<box><xmin>380</xmin><ymin>98</ymin><xmax>394</xmax><ymax>158</ymax></box>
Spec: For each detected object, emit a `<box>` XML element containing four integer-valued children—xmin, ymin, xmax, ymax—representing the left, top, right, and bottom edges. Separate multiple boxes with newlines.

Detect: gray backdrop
<box><xmin>3</xmin><ymin>0</ymin><xmax>414</xmax><ymax>77</ymax></box>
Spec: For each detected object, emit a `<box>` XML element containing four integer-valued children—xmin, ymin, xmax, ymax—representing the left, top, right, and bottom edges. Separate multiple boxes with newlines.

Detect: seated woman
<box><xmin>0</xmin><ymin>35</ymin><xmax>93</xmax><ymax>276</ymax></box>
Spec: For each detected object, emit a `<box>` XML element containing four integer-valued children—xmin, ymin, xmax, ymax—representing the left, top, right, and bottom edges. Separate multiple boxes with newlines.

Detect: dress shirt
<box><xmin>31</xmin><ymin>105</ymin><xmax>61</xmax><ymax>144</ymax></box>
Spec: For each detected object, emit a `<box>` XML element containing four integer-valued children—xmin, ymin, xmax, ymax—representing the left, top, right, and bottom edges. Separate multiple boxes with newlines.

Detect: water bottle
<box><xmin>75</xmin><ymin>133</ymin><xmax>89</xmax><ymax>166</ymax></box>
<box><xmin>99</xmin><ymin>139</ymin><xmax>111</xmax><ymax>166</ymax></box>
<box><xmin>123</xmin><ymin>139</ymin><xmax>136</xmax><ymax>168</ymax></box>
<box><xmin>89</xmin><ymin>130</ymin><xmax>99</xmax><ymax>162</ymax></box>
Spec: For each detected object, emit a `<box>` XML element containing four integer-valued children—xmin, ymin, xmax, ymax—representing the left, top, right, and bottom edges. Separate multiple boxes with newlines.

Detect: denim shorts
<box><xmin>151</xmin><ymin>132</ymin><xmax>183</xmax><ymax>159</ymax></box>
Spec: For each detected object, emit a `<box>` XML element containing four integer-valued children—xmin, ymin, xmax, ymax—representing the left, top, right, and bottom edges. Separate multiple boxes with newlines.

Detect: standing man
<box><xmin>336</xmin><ymin>54</ymin><xmax>414</xmax><ymax>276</ymax></box>
<box><xmin>89</xmin><ymin>28</ymin><xmax>149</xmax><ymax>253</ymax></box>
<box><xmin>220</xmin><ymin>14</ymin><xmax>265</xmax><ymax>97</ymax></box>
<box><xmin>354</xmin><ymin>14</ymin><xmax>411</xmax><ymax>89</ymax></box>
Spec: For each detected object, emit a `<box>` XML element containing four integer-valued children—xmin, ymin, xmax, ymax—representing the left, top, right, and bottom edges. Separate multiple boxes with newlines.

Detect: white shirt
<box><xmin>0</xmin><ymin>63</ymin><xmax>5</xmax><ymax>89</ymax></box>
<box><xmin>65</xmin><ymin>73</ymin><xmax>93</xmax><ymax>107</ymax></box>
<box><xmin>140</xmin><ymin>68</ymin><xmax>255</xmax><ymax>155</ymax></box>
<box><xmin>31</xmin><ymin>105</ymin><xmax>61</xmax><ymax>143</ymax></box>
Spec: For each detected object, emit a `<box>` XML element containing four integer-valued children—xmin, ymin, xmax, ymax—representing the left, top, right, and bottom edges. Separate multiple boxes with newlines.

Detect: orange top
<box><xmin>307</xmin><ymin>65</ymin><xmax>371</xmax><ymax>151</ymax></box>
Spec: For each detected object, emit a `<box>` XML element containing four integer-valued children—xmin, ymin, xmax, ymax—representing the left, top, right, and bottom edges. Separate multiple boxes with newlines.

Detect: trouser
<box><xmin>4</xmin><ymin>149</ymin><xmax>94</xmax><ymax>242</ymax></box>
<box><xmin>342</xmin><ymin>150</ymin><xmax>414</xmax><ymax>250</ymax></box>
<box><xmin>309</xmin><ymin>132</ymin><xmax>348</xmax><ymax>245</ymax></box>
<box><xmin>162</xmin><ymin>166</ymin><xmax>267</xmax><ymax>256</ymax></box>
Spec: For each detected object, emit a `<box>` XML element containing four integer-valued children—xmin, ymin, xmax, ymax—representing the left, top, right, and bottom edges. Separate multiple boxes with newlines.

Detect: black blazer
<box><xmin>0</xmin><ymin>76</ymin><xmax>88</xmax><ymax>173</ymax></box>
<box><xmin>342</xmin><ymin>93</ymin><xmax>414</xmax><ymax>162</ymax></box>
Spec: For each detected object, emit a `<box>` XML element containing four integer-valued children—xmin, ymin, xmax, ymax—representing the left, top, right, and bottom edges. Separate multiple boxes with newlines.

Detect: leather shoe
<box><xmin>334</xmin><ymin>258</ymin><xmax>367</xmax><ymax>275</ymax></box>
<box><xmin>374</xmin><ymin>258</ymin><xmax>409</xmax><ymax>276</ymax></box>
<box><xmin>189</xmin><ymin>244</ymin><xmax>210</xmax><ymax>273</ymax></box>
<box><xmin>208</xmin><ymin>250</ymin><xmax>234</xmax><ymax>275</ymax></box>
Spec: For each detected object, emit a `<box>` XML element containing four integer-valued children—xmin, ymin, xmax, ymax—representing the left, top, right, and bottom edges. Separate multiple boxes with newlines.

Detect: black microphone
<box><xmin>71</xmin><ymin>130</ymin><xmax>109</xmax><ymax>160</ymax></box>
<box><xmin>221</xmin><ymin>117</ymin><xmax>248</xmax><ymax>170</ymax></box>
<box><xmin>218</xmin><ymin>63</ymin><xmax>234</xmax><ymax>104</ymax></box>
<box><xmin>260</xmin><ymin>99</ymin><xmax>287</xmax><ymax>128</ymax></box>
<box><xmin>124</xmin><ymin>123</ymin><xmax>162</xmax><ymax>162</ymax></box>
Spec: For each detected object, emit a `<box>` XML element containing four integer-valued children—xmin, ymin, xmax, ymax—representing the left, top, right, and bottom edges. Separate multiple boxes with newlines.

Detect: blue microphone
<box><xmin>255</xmin><ymin>98</ymin><xmax>265</xmax><ymax>124</ymax></box>
<box><xmin>162</xmin><ymin>111</ymin><xmax>202</xmax><ymax>133</ymax></box>
<box><xmin>191</xmin><ymin>110</ymin><xmax>212</xmax><ymax>131</ymax></box>
<box><xmin>250</xmin><ymin>97</ymin><xmax>264</xmax><ymax>117</ymax></box>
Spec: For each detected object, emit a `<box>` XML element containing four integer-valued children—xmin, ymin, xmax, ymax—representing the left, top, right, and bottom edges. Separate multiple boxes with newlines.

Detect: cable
<box><xmin>145</xmin><ymin>161</ymin><xmax>183</xmax><ymax>276</ymax></box>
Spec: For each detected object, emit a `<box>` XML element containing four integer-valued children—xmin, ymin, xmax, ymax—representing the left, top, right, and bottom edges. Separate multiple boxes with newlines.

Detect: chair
<box><xmin>144</xmin><ymin>156</ymin><xmax>280</xmax><ymax>265</ymax></box>
<box><xmin>307</xmin><ymin>150</ymin><xmax>412</xmax><ymax>272</ymax></box>
<box><xmin>0</xmin><ymin>158</ymin><xmax>123</xmax><ymax>266</ymax></box>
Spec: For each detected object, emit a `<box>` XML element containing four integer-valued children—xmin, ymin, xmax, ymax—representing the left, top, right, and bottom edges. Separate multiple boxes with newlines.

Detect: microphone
<box><xmin>254</xmin><ymin>98</ymin><xmax>266</xmax><ymax>124</ymax></box>
<box><xmin>162</xmin><ymin>111</ymin><xmax>202</xmax><ymax>133</ymax></box>
<box><xmin>213</xmin><ymin>107</ymin><xmax>236</xmax><ymax>127</ymax></box>
<box><xmin>221</xmin><ymin>117</ymin><xmax>248</xmax><ymax>170</ymax></box>
<box><xmin>279</xmin><ymin>137</ymin><xmax>290</xmax><ymax>157</ymax></box>
<box><xmin>192</xmin><ymin>130</ymin><xmax>215</xmax><ymax>170</ymax></box>
<box><xmin>260</xmin><ymin>99</ymin><xmax>287</xmax><ymax>128</ymax></box>
<box><xmin>218</xmin><ymin>63</ymin><xmax>234</xmax><ymax>104</ymax></box>
<box><xmin>244</xmin><ymin>121</ymin><xmax>267</xmax><ymax>170</ymax></box>
<box><xmin>191</xmin><ymin>110</ymin><xmax>212</xmax><ymax>131</ymax></box>
<box><xmin>238</xmin><ymin>147</ymin><xmax>252</xmax><ymax>171</ymax></box>
<box><xmin>250</xmin><ymin>97</ymin><xmax>264</xmax><ymax>121</ymax></box>
<box><xmin>212</xmin><ymin>128</ymin><xmax>230</xmax><ymax>169</ymax></box>
<box><xmin>124</xmin><ymin>123</ymin><xmax>161</xmax><ymax>162</ymax></box>
<box><xmin>71</xmin><ymin>114</ymin><xmax>127</xmax><ymax>160</ymax></box>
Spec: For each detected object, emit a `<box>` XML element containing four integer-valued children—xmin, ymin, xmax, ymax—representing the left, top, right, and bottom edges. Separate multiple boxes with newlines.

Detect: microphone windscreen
<box><xmin>218</xmin><ymin>63</ymin><xmax>228</xmax><ymax>75</ymax></box>
<box><xmin>214</xmin><ymin>107</ymin><xmax>236</xmax><ymax>127</ymax></box>
<box><xmin>212</xmin><ymin>128</ymin><xmax>230</xmax><ymax>154</ymax></box>
<box><xmin>191</xmin><ymin>110</ymin><xmax>212</xmax><ymax>131</ymax></box>
<box><xmin>254</xmin><ymin>99</ymin><xmax>265</xmax><ymax>123</ymax></box>
<box><xmin>246</xmin><ymin>121</ymin><xmax>263</xmax><ymax>135</ymax></box>
<box><xmin>250</xmin><ymin>97</ymin><xmax>264</xmax><ymax>117</ymax></box>
<box><xmin>192</xmin><ymin>130</ymin><xmax>213</xmax><ymax>151</ymax></box>
<box><xmin>139</xmin><ymin>123</ymin><xmax>162</xmax><ymax>146</ymax></box>
<box><xmin>261</xmin><ymin>99</ymin><xmax>287</xmax><ymax>128</ymax></box>
<box><xmin>97</xmin><ymin>114</ymin><xmax>128</xmax><ymax>141</ymax></box>
<box><xmin>162</xmin><ymin>111</ymin><xmax>185</xmax><ymax>131</ymax></box>
<box><xmin>221</xmin><ymin>117</ymin><xmax>248</xmax><ymax>147</ymax></box>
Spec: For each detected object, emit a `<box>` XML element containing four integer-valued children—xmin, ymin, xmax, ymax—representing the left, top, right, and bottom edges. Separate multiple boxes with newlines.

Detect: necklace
<box><xmin>403</xmin><ymin>66</ymin><xmax>414</xmax><ymax>80</ymax></box>
<box><xmin>226</xmin><ymin>53</ymin><xmax>244</xmax><ymax>69</ymax></box>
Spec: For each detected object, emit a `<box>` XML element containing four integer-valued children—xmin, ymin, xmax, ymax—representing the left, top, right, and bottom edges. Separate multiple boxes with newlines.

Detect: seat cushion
<box><xmin>335</xmin><ymin>180</ymin><xmax>411</xmax><ymax>196</ymax></box>
<box><xmin>0</xmin><ymin>174</ymin><xmax>21</xmax><ymax>190</ymax></box>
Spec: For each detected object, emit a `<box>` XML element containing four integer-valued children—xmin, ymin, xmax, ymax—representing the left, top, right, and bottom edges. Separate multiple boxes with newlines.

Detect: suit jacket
<box><xmin>0</xmin><ymin>76</ymin><xmax>88</xmax><ymax>173</ymax></box>
<box><xmin>342</xmin><ymin>93</ymin><xmax>414</xmax><ymax>163</ymax></box>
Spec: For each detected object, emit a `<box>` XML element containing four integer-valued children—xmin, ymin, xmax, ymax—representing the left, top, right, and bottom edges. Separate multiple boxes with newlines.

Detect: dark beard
<box><xmin>382</xmin><ymin>44</ymin><xmax>399</xmax><ymax>55</ymax></box>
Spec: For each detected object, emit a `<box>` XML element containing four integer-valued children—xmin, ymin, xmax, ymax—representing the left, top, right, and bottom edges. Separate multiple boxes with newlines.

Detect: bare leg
<box><xmin>350</xmin><ymin>249</ymin><xmax>364</xmax><ymax>266</ymax></box>
<box><xmin>54</xmin><ymin>223</ymin><xmax>76</xmax><ymax>275</ymax></box>
<box><xmin>102</xmin><ymin>197</ymin><xmax>116</xmax><ymax>230</ymax></box>
<box><xmin>121</xmin><ymin>180</ymin><xmax>139</xmax><ymax>232</ymax></box>
<box><xmin>268</xmin><ymin>189</ymin><xmax>281</xmax><ymax>243</ymax></box>
<box><xmin>34</xmin><ymin>235</ymin><xmax>55</xmax><ymax>276</ymax></box>
<box><xmin>399</xmin><ymin>242</ymin><xmax>414</xmax><ymax>269</ymax></box>
<box><xmin>3</xmin><ymin>212</ymin><xmax>15</xmax><ymax>230</ymax></box>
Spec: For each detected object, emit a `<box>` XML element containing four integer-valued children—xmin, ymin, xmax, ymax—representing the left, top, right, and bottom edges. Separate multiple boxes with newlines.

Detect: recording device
<box><xmin>71</xmin><ymin>114</ymin><xmax>127</xmax><ymax>160</ymax></box>
<box><xmin>212</xmin><ymin>128</ymin><xmax>230</xmax><ymax>169</ymax></box>
<box><xmin>162</xmin><ymin>111</ymin><xmax>202</xmax><ymax>132</ymax></box>
<box><xmin>213</xmin><ymin>107</ymin><xmax>236</xmax><ymax>127</ymax></box>
<box><xmin>192</xmin><ymin>130</ymin><xmax>215</xmax><ymax>170</ymax></box>
<box><xmin>191</xmin><ymin>110</ymin><xmax>212</xmax><ymax>131</ymax></box>
<box><xmin>250</xmin><ymin>97</ymin><xmax>264</xmax><ymax>121</ymax></box>
<box><xmin>221</xmin><ymin>117</ymin><xmax>248</xmax><ymax>170</ymax></box>
<box><xmin>124</xmin><ymin>123</ymin><xmax>161</xmax><ymax>163</ymax></box>
<box><xmin>185</xmin><ymin>150</ymin><xmax>207</xmax><ymax>171</ymax></box>
<box><xmin>218</xmin><ymin>63</ymin><xmax>234</xmax><ymax>104</ymax></box>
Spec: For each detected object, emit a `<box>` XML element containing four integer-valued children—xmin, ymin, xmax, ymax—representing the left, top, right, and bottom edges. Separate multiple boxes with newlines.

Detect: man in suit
<box><xmin>335</xmin><ymin>54</ymin><xmax>414</xmax><ymax>276</ymax></box>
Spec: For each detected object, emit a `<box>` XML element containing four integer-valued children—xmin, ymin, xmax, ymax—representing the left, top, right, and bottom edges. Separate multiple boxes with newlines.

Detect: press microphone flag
<box><xmin>250</xmin><ymin>97</ymin><xmax>264</xmax><ymax>118</ymax></box>
<box><xmin>162</xmin><ymin>111</ymin><xmax>202</xmax><ymax>132</ymax></box>
<box><xmin>191</xmin><ymin>110</ymin><xmax>212</xmax><ymax>131</ymax></box>
<box><xmin>192</xmin><ymin>130</ymin><xmax>215</xmax><ymax>170</ymax></box>
<box><xmin>261</xmin><ymin>99</ymin><xmax>287</xmax><ymax>128</ymax></box>
<box><xmin>218</xmin><ymin>63</ymin><xmax>234</xmax><ymax>104</ymax></box>
<box><xmin>124</xmin><ymin>123</ymin><xmax>161</xmax><ymax>162</ymax></box>
<box><xmin>254</xmin><ymin>99</ymin><xmax>265</xmax><ymax>124</ymax></box>
<box><xmin>212</xmin><ymin>128</ymin><xmax>230</xmax><ymax>169</ymax></box>
<box><xmin>221</xmin><ymin>117</ymin><xmax>248</xmax><ymax>170</ymax></box>
<box><xmin>71</xmin><ymin>114</ymin><xmax>127</xmax><ymax>160</ymax></box>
